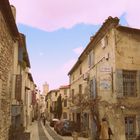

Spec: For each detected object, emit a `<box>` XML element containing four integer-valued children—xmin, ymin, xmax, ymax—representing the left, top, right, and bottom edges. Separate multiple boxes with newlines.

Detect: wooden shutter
<box><xmin>88</xmin><ymin>53</ymin><xmax>91</xmax><ymax>68</ymax></box>
<box><xmin>15</xmin><ymin>74</ymin><xmax>22</xmax><ymax>101</ymax></box>
<box><xmin>116</xmin><ymin>70</ymin><xmax>123</xmax><ymax>98</ymax></box>
<box><xmin>93</xmin><ymin>76</ymin><xmax>96</xmax><ymax>99</ymax></box>
<box><xmin>91</xmin><ymin>51</ymin><xmax>94</xmax><ymax>66</ymax></box>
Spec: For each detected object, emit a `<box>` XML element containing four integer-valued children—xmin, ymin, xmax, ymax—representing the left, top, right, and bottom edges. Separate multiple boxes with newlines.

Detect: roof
<box><xmin>59</xmin><ymin>85</ymin><xmax>70</xmax><ymax>89</ymax></box>
<box><xmin>117</xmin><ymin>25</ymin><xmax>140</xmax><ymax>34</ymax></box>
<box><xmin>0</xmin><ymin>0</ymin><xmax>19</xmax><ymax>39</ymax></box>
<box><xmin>48</xmin><ymin>89</ymin><xmax>59</xmax><ymax>94</ymax></box>
<box><xmin>68</xmin><ymin>16</ymin><xmax>119</xmax><ymax>75</ymax></box>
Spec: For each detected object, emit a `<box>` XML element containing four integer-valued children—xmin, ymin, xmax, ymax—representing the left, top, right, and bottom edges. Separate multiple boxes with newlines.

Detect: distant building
<box><xmin>45</xmin><ymin>89</ymin><xmax>59</xmax><ymax>120</ymax></box>
<box><xmin>42</xmin><ymin>82</ymin><xmax>49</xmax><ymax>95</ymax></box>
<box><xmin>45</xmin><ymin>85</ymin><xmax>70</xmax><ymax>121</ymax></box>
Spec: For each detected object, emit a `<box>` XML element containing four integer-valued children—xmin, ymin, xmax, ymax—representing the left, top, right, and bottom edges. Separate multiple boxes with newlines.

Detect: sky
<box><xmin>9</xmin><ymin>0</ymin><xmax>140</xmax><ymax>91</ymax></box>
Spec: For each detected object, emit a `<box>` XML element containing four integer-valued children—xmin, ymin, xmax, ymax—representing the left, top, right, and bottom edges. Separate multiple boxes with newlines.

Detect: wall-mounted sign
<box><xmin>11</xmin><ymin>105</ymin><xmax>21</xmax><ymax>116</ymax></box>
<box><xmin>100</xmin><ymin>66</ymin><xmax>112</xmax><ymax>72</ymax></box>
<box><xmin>100</xmin><ymin>75</ymin><xmax>112</xmax><ymax>91</ymax></box>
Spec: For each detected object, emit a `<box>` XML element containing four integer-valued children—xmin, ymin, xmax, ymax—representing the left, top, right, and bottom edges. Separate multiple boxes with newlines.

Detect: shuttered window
<box><xmin>123</xmin><ymin>70</ymin><xmax>137</xmax><ymax>97</ymax></box>
<box><xmin>116</xmin><ymin>70</ymin><xmax>137</xmax><ymax>97</ymax></box>
<box><xmin>18</xmin><ymin>46</ymin><xmax>23</xmax><ymax>62</ymax></box>
<box><xmin>72</xmin><ymin>89</ymin><xmax>74</xmax><ymax>103</ymax></box>
<box><xmin>90</xmin><ymin>76</ymin><xmax>96</xmax><ymax>99</ymax></box>
<box><xmin>88</xmin><ymin>51</ymin><xmax>94</xmax><ymax>68</ymax></box>
<box><xmin>64</xmin><ymin>99</ymin><xmax>67</xmax><ymax>107</ymax></box>
<box><xmin>125</xmin><ymin>116</ymin><xmax>136</xmax><ymax>138</ymax></box>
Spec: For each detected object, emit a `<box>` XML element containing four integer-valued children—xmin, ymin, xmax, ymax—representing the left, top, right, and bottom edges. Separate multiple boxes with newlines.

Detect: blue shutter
<box><xmin>18</xmin><ymin>46</ymin><xmax>23</xmax><ymax>62</ymax></box>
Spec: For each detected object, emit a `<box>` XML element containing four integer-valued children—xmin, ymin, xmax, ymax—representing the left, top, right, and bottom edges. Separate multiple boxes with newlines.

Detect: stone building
<box><xmin>45</xmin><ymin>85</ymin><xmax>70</xmax><ymax>121</ymax></box>
<box><xmin>42</xmin><ymin>82</ymin><xmax>49</xmax><ymax>95</ymax></box>
<box><xmin>46</xmin><ymin>89</ymin><xmax>60</xmax><ymax>120</ymax></box>
<box><xmin>0</xmin><ymin>0</ymin><xmax>19</xmax><ymax>139</ymax></box>
<box><xmin>68</xmin><ymin>17</ymin><xmax>140</xmax><ymax>140</ymax></box>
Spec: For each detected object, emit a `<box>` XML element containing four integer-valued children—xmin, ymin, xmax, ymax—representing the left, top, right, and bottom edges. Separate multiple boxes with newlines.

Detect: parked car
<box><xmin>50</xmin><ymin>118</ymin><xmax>59</xmax><ymax>127</ymax></box>
<box><xmin>54</xmin><ymin>120</ymin><xmax>76</xmax><ymax>136</ymax></box>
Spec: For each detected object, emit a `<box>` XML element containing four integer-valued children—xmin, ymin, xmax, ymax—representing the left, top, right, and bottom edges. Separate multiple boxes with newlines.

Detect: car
<box><xmin>49</xmin><ymin>118</ymin><xmax>59</xmax><ymax>127</ymax></box>
<box><xmin>54</xmin><ymin>120</ymin><xmax>77</xmax><ymax>136</ymax></box>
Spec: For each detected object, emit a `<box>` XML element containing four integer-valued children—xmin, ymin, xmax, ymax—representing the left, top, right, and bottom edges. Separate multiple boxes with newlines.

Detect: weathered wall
<box><xmin>0</xmin><ymin>11</ymin><xmax>15</xmax><ymax>140</ymax></box>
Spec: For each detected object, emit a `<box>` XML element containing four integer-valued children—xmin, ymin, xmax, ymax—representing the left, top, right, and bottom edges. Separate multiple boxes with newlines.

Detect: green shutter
<box><xmin>116</xmin><ymin>70</ymin><xmax>123</xmax><ymax>98</ymax></box>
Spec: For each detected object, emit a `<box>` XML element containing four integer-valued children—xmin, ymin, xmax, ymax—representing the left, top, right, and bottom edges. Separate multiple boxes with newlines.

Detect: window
<box><xmin>80</xmin><ymin>67</ymin><xmax>82</xmax><ymax>75</ymax></box>
<box><xmin>79</xmin><ymin>84</ymin><xmax>82</xmax><ymax>94</ymax></box>
<box><xmin>90</xmin><ymin>77</ymin><xmax>96</xmax><ymax>98</ymax></box>
<box><xmin>101</xmin><ymin>35</ymin><xmax>108</xmax><ymax>49</ymax></box>
<box><xmin>123</xmin><ymin>70</ymin><xmax>137</xmax><ymax>97</ymax></box>
<box><xmin>46</xmin><ymin>102</ymin><xmax>48</xmax><ymax>108</ymax></box>
<box><xmin>72</xmin><ymin>89</ymin><xmax>74</xmax><ymax>103</ymax></box>
<box><xmin>79</xmin><ymin>84</ymin><xmax>82</xmax><ymax>102</ymax></box>
<box><xmin>125</xmin><ymin>116</ymin><xmax>136</xmax><ymax>138</ymax></box>
<box><xmin>88</xmin><ymin>50</ymin><xmax>94</xmax><ymax>68</ymax></box>
<box><xmin>64</xmin><ymin>99</ymin><xmax>67</xmax><ymax>107</ymax></box>
<box><xmin>64</xmin><ymin>89</ymin><xmax>67</xmax><ymax>96</ymax></box>
<box><xmin>18</xmin><ymin>46</ymin><xmax>23</xmax><ymax>62</ymax></box>
<box><xmin>55</xmin><ymin>92</ymin><xmax>57</xmax><ymax>96</ymax></box>
<box><xmin>63</xmin><ymin>112</ymin><xmax>67</xmax><ymax>119</ymax></box>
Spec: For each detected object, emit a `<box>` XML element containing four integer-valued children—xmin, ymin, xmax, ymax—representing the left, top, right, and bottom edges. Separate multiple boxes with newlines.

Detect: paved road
<box><xmin>45</xmin><ymin>122</ymin><xmax>63</xmax><ymax>140</ymax></box>
<box><xmin>38</xmin><ymin>121</ymin><xmax>49</xmax><ymax>140</ymax></box>
<box><xmin>29</xmin><ymin>120</ymin><xmax>88</xmax><ymax>140</ymax></box>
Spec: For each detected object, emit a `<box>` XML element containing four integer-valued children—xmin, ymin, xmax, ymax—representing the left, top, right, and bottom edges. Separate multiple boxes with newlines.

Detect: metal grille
<box><xmin>125</xmin><ymin>116</ymin><xmax>136</xmax><ymax>139</ymax></box>
<box><xmin>123</xmin><ymin>70</ymin><xmax>137</xmax><ymax>97</ymax></box>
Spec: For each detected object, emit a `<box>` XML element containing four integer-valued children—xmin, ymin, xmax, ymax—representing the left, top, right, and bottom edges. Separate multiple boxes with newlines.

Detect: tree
<box><xmin>71</xmin><ymin>81</ymin><xmax>101</xmax><ymax>139</ymax></box>
<box><xmin>56</xmin><ymin>94</ymin><xmax>62</xmax><ymax>119</ymax></box>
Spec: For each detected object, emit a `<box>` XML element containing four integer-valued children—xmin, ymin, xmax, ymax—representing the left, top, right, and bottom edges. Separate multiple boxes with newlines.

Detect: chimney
<box><xmin>90</xmin><ymin>36</ymin><xmax>94</xmax><ymax>41</ymax></box>
<box><xmin>11</xmin><ymin>5</ymin><xmax>16</xmax><ymax>20</ymax></box>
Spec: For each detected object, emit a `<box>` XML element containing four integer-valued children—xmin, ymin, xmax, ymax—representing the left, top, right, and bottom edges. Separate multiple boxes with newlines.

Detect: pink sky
<box><xmin>10</xmin><ymin>0</ymin><xmax>140</xmax><ymax>31</ymax></box>
<box><xmin>9</xmin><ymin>0</ymin><xmax>140</xmax><ymax>91</ymax></box>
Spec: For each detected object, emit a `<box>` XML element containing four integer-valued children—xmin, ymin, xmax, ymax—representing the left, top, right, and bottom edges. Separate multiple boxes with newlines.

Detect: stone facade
<box><xmin>68</xmin><ymin>17</ymin><xmax>140</xmax><ymax>140</ymax></box>
<box><xmin>0</xmin><ymin>10</ymin><xmax>18</xmax><ymax>140</ymax></box>
<box><xmin>45</xmin><ymin>85</ymin><xmax>70</xmax><ymax>120</ymax></box>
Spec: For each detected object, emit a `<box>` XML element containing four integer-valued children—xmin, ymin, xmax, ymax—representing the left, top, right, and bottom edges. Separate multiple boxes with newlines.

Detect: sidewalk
<box><xmin>26</xmin><ymin>121</ymin><xmax>39</xmax><ymax>140</ymax></box>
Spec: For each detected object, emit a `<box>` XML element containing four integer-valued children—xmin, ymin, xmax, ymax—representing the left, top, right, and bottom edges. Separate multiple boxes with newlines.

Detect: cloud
<box><xmin>73</xmin><ymin>46</ymin><xmax>84</xmax><ymax>55</ymax></box>
<box><xmin>9</xmin><ymin>0</ymin><xmax>140</xmax><ymax>31</ymax></box>
<box><xmin>39</xmin><ymin>52</ymin><xmax>44</xmax><ymax>56</ymax></box>
<box><xmin>125</xmin><ymin>0</ymin><xmax>140</xmax><ymax>28</ymax></box>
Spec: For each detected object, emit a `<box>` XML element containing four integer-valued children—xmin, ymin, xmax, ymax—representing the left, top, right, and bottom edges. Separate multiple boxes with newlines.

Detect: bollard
<box><xmin>72</xmin><ymin>132</ymin><xmax>78</xmax><ymax>140</ymax></box>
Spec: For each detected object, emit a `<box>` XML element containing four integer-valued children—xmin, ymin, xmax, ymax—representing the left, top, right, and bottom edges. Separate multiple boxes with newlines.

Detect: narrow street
<box><xmin>27</xmin><ymin>120</ymin><xmax>88</xmax><ymax>140</ymax></box>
